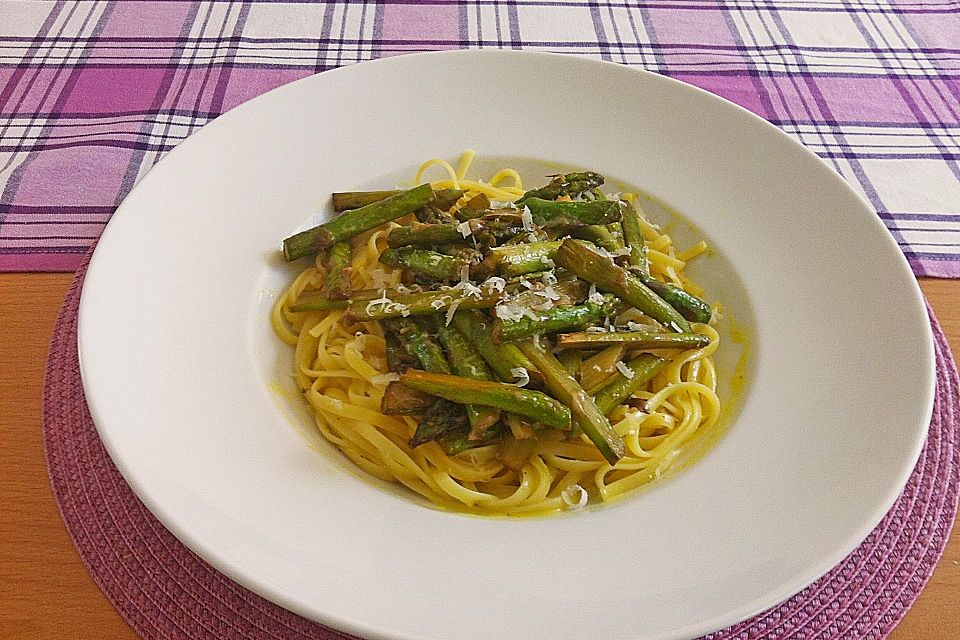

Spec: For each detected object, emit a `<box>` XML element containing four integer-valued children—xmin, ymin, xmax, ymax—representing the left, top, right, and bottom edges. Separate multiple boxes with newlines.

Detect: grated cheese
<box><xmin>483</xmin><ymin>276</ymin><xmax>507</xmax><ymax>293</ymax></box>
<box><xmin>521</xmin><ymin>205</ymin><xmax>535</xmax><ymax>231</ymax></box>
<box><xmin>370</xmin><ymin>372</ymin><xmax>401</xmax><ymax>385</ymax></box>
<box><xmin>509</xmin><ymin>367</ymin><xmax>530</xmax><ymax>387</ymax></box>
<box><xmin>457</xmin><ymin>220</ymin><xmax>472</xmax><ymax>238</ymax></box>
<box><xmin>616</xmin><ymin>361</ymin><xmax>635</xmax><ymax>379</ymax></box>
<box><xmin>494</xmin><ymin>304</ymin><xmax>525</xmax><ymax>322</ymax></box>
<box><xmin>445</xmin><ymin>298</ymin><xmax>462</xmax><ymax>325</ymax></box>
<box><xmin>560</xmin><ymin>484</ymin><xmax>589</xmax><ymax>510</ymax></box>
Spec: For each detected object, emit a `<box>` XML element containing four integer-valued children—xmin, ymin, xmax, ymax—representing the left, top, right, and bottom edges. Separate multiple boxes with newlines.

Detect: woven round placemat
<box><xmin>44</xmin><ymin>251</ymin><xmax>959</xmax><ymax>640</ymax></box>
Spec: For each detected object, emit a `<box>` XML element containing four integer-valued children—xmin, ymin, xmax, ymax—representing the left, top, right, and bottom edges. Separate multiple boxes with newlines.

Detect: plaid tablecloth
<box><xmin>1</xmin><ymin>0</ymin><xmax>958</xmax><ymax>275</ymax></box>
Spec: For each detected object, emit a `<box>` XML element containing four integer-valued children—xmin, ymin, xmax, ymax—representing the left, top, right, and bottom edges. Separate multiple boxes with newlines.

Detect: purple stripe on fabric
<box><xmin>208</xmin><ymin>2</ymin><xmax>252</xmax><ymax>116</ymax></box>
<box><xmin>0</xmin><ymin>251</ymin><xmax>83</xmax><ymax>271</ymax></box>
<box><xmin>885</xmin><ymin>211</ymin><xmax>960</xmax><ymax>222</ymax></box>
<box><xmin>909</xmin><ymin>256</ymin><xmax>960</xmax><ymax>277</ymax></box>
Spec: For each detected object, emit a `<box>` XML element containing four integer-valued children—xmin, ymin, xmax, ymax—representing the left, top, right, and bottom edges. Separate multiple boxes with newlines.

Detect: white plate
<box><xmin>78</xmin><ymin>50</ymin><xmax>934</xmax><ymax>640</ymax></box>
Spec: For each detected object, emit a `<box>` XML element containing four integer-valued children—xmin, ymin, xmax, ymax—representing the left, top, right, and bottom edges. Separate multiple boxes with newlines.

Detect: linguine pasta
<box><xmin>273</xmin><ymin>153</ymin><xmax>721</xmax><ymax>516</ymax></box>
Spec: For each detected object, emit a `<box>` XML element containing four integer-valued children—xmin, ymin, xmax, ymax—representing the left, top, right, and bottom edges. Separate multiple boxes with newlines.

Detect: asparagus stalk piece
<box><xmin>554</xmin><ymin>239</ymin><xmax>691</xmax><ymax>333</ymax></box>
<box><xmin>515</xmin><ymin>172</ymin><xmax>605</xmax><ymax>205</ymax></box>
<box><xmin>620</xmin><ymin>201</ymin><xmax>651</xmax><ymax>278</ymax></box>
<box><xmin>557</xmin><ymin>349</ymin><xmax>582</xmax><ymax>379</ymax></box>
<box><xmin>343</xmin><ymin>287</ymin><xmax>502</xmax><ymax>322</ymax></box>
<box><xmin>517</xmin><ymin>338</ymin><xmax>624</xmax><ymax>465</ymax></box>
<box><xmin>642</xmin><ymin>278</ymin><xmax>713</xmax><ymax>324</ymax></box>
<box><xmin>400</xmin><ymin>370</ymin><xmax>572</xmax><ymax>430</ymax></box>
<box><xmin>570</xmin><ymin>224</ymin><xmax>624</xmax><ymax>253</ymax></box>
<box><xmin>485</xmin><ymin>241</ymin><xmax>561</xmax><ymax>278</ymax></box>
<box><xmin>580</xmin><ymin>344</ymin><xmax>627</xmax><ymax>394</ymax></box>
<box><xmin>455</xmin><ymin>193</ymin><xmax>491</xmax><ymax>220</ymax></box>
<box><xmin>522</xmin><ymin>198</ymin><xmax>622</xmax><ymax>227</ymax></box>
<box><xmin>384</xmin><ymin>325</ymin><xmax>420</xmax><ymax>373</ymax></box>
<box><xmin>283</xmin><ymin>184</ymin><xmax>434</xmax><ymax>261</ymax></box>
<box><xmin>290</xmin><ymin>287</ymin><xmax>382</xmax><ymax>312</ymax></box>
<box><xmin>438</xmin><ymin>423</ymin><xmax>505</xmax><ymax>455</ymax></box>
<box><xmin>452</xmin><ymin>310</ymin><xmax>539</xmax><ymax>384</ymax></box>
<box><xmin>387</xmin><ymin>215</ymin><xmax>524</xmax><ymax>248</ymax></box>
<box><xmin>437</xmin><ymin>324</ymin><xmax>502</xmax><ymax>440</ymax></box>
<box><xmin>321</xmin><ymin>241</ymin><xmax>354</xmax><ymax>300</ymax></box>
<box><xmin>380</xmin><ymin>381</ymin><xmax>436</xmax><ymax>415</ymax></box>
<box><xmin>388</xmin><ymin>317</ymin><xmax>451</xmax><ymax>374</ymax></box>
<box><xmin>379</xmin><ymin>247</ymin><xmax>464</xmax><ymax>281</ymax></box>
<box><xmin>491</xmin><ymin>295</ymin><xmax>618</xmax><ymax>343</ymax></box>
<box><xmin>556</xmin><ymin>331</ymin><xmax>711</xmax><ymax>350</ymax></box>
<box><xmin>409</xmin><ymin>399</ymin><xmax>468</xmax><ymax>448</ymax></box>
<box><xmin>593</xmin><ymin>354</ymin><xmax>668</xmax><ymax>415</ymax></box>
<box><xmin>331</xmin><ymin>188</ymin><xmax>463</xmax><ymax>212</ymax></box>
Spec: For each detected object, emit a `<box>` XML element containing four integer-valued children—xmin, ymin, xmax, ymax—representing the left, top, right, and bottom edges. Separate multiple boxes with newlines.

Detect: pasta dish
<box><xmin>272</xmin><ymin>151</ymin><xmax>721</xmax><ymax>516</ymax></box>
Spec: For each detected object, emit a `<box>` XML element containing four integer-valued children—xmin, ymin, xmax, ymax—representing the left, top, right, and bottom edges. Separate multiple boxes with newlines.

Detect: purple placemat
<box><xmin>3</xmin><ymin>1</ymin><xmax>960</xmax><ymax>276</ymax></box>
<box><xmin>44</xmin><ymin>249</ymin><xmax>959</xmax><ymax>639</ymax></box>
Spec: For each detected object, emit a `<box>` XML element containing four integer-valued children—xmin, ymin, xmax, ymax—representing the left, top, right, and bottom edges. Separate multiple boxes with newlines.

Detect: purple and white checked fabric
<box><xmin>1</xmin><ymin>1</ymin><xmax>958</xmax><ymax>274</ymax></box>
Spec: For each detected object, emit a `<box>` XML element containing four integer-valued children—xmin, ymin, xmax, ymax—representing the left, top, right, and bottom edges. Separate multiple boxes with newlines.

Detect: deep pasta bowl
<box><xmin>78</xmin><ymin>50</ymin><xmax>934</xmax><ymax>640</ymax></box>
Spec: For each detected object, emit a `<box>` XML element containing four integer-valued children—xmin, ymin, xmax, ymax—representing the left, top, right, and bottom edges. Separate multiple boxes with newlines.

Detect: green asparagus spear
<box><xmin>389</xmin><ymin>317</ymin><xmax>451</xmax><ymax>374</ymax></box>
<box><xmin>491</xmin><ymin>295</ymin><xmax>618</xmax><ymax>343</ymax></box>
<box><xmin>485</xmin><ymin>241</ymin><xmax>562</xmax><ymax>278</ymax></box>
<box><xmin>409</xmin><ymin>399</ymin><xmax>468</xmax><ymax>448</ymax></box>
<box><xmin>455</xmin><ymin>193</ymin><xmax>491</xmax><ymax>220</ymax></box>
<box><xmin>556</xmin><ymin>330</ymin><xmax>711</xmax><ymax>350</ymax></box>
<box><xmin>400</xmin><ymin>370</ymin><xmax>572</xmax><ymax>430</ymax></box>
<box><xmin>593</xmin><ymin>354</ymin><xmax>668</xmax><ymax>415</ymax></box>
<box><xmin>620</xmin><ymin>201</ymin><xmax>651</xmax><ymax>278</ymax></box>
<box><xmin>343</xmin><ymin>287</ymin><xmax>502</xmax><ymax>322</ymax></box>
<box><xmin>580</xmin><ymin>344</ymin><xmax>627</xmax><ymax>394</ymax></box>
<box><xmin>289</xmin><ymin>287</ymin><xmax>381</xmax><ymax>313</ymax></box>
<box><xmin>641</xmin><ymin>278</ymin><xmax>713</xmax><ymax>324</ymax></box>
<box><xmin>331</xmin><ymin>188</ymin><xmax>463</xmax><ymax>212</ymax></box>
<box><xmin>384</xmin><ymin>325</ymin><xmax>420</xmax><ymax>373</ymax></box>
<box><xmin>557</xmin><ymin>349</ymin><xmax>582</xmax><ymax>379</ymax></box>
<box><xmin>517</xmin><ymin>338</ymin><xmax>624</xmax><ymax>465</ymax></box>
<box><xmin>389</xmin><ymin>317</ymin><xmax>466</xmax><ymax>448</ymax></box>
<box><xmin>380</xmin><ymin>381</ymin><xmax>436</xmax><ymax>414</ymax></box>
<box><xmin>387</xmin><ymin>215</ymin><xmax>524</xmax><ymax>248</ymax></box>
<box><xmin>515</xmin><ymin>172</ymin><xmax>605</xmax><ymax>205</ymax></box>
<box><xmin>554</xmin><ymin>239</ymin><xmax>691</xmax><ymax>333</ymax></box>
<box><xmin>283</xmin><ymin>184</ymin><xmax>434</xmax><ymax>261</ymax></box>
<box><xmin>321</xmin><ymin>241</ymin><xmax>354</xmax><ymax>300</ymax></box>
<box><xmin>437</xmin><ymin>324</ymin><xmax>502</xmax><ymax>440</ymax></box>
<box><xmin>451</xmin><ymin>310</ymin><xmax>538</xmax><ymax>383</ymax></box>
<box><xmin>438</xmin><ymin>423</ymin><xmax>505</xmax><ymax>455</ymax></box>
<box><xmin>522</xmin><ymin>198</ymin><xmax>622</xmax><ymax>227</ymax></box>
<box><xmin>379</xmin><ymin>247</ymin><xmax>464</xmax><ymax>281</ymax></box>
<box><xmin>570</xmin><ymin>224</ymin><xmax>623</xmax><ymax>253</ymax></box>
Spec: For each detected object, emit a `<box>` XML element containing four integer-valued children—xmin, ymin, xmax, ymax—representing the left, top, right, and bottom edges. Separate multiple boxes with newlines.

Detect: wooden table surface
<box><xmin>1</xmin><ymin>272</ymin><xmax>957</xmax><ymax>639</ymax></box>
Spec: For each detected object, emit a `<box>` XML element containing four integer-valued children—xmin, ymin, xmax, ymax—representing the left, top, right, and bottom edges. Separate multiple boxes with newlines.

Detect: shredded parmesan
<box><xmin>445</xmin><ymin>298</ymin><xmax>462</xmax><ymax>325</ymax></box>
<box><xmin>509</xmin><ymin>367</ymin><xmax>530</xmax><ymax>387</ymax></box>
<box><xmin>541</xmin><ymin>271</ymin><xmax>557</xmax><ymax>286</ymax></box>
<box><xmin>521</xmin><ymin>205</ymin><xmax>534</xmax><ymax>231</ymax></box>
<box><xmin>483</xmin><ymin>276</ymin><xmax>507</xmax><ymax>293</ymax></box>
<box><xmin>588</xmin><ymin>283</ymin><xmax>605</xmax><ymax>305</ymax></box>
<box><xmin>561</xmin><ymin>484</ymin><xmax>589</xmax><ymax>510</ymax></box>
<box><xmin>370</xmin><ymin>372</ymin><xmax>401</xmax><ymax>385</ymax></box>
<box><xmin>494</xmin><ymin>304</ymin><xmax>525</xmax><ymax>322</ymax></box>
<box><xmin>457</xmin><ymin>220</ymin><xmax>472</xmax><ymax>238</ymax></box>
<box><xmin>616</xmin><ymin>361</ymin><xmax>635</xmax><ymax>379</ymax></box>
